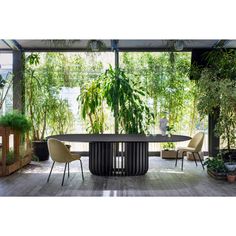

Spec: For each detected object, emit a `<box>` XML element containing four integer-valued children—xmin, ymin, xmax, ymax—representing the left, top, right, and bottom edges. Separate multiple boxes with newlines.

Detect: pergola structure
<box><xmin>1</xmin><ymin>39</ymin><xmax>236</xmax><ymax>157</ymax></box>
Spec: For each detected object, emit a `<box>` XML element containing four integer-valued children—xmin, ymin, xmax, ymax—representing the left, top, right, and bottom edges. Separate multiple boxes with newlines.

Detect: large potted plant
<box><xmin>24</xmin><ymin>53</ymin><xmax>50</xmax><ymax>161</ymax></box>
<box><xmin>25</xmin><ymin>53</ymin><xmax>76</xmax><ymax>161</ymax></box>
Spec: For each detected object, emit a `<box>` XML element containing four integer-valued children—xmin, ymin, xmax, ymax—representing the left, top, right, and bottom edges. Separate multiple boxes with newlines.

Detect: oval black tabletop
<box><xmin>46</xmin><ymin>134</ymin><xmax>191</xmax><ymax>143</ymax></box>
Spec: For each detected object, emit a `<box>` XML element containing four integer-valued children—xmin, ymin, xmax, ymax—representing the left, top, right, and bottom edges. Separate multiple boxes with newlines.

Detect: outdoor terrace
<box><xmin>0</xmin><ymin>156</ymin><xmax>235</xmax><ymax>197</ymax></box>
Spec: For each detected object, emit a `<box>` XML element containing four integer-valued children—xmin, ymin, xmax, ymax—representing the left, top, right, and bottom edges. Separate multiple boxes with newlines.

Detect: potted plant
<box><xmin>24</xmin><ymin>53</ymin><xmax>50</xmax><ymax>161</ymax></box>
<box><xmin>161</xmin><ymin>142</ymin><xmax>180</xmax><ymax>159</ymax></box>
<box><xmin>204</xmin><ymin>154</ymin><xmax>228</xmax><ymax>180</ymax></box>
<box><xmin>226</xmin><ymin>170</ymin><xmax>236</xmax><ymax>183</ymax></box>
<box><xmin>25</xmin><ymin>53</ymin><xmax>76</xmax><ymax>161</ymax></box>
<box><xmin>160</xmin><ymin>125</ymin><xmax>180</xmax><ymax>159</ymax></box>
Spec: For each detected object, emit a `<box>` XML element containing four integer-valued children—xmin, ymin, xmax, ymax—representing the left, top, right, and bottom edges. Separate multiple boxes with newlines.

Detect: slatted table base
<box><xmin>89</xmin><ymin>142</ymin><xmax>148</xmax><ymax>176</ymax></box>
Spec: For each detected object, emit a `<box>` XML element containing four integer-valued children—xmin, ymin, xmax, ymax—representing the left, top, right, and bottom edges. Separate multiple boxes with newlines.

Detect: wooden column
<box><xmin>13</xmin><ymin>50</ymin><xmax>24</xmax><ymax>112</ymax></box>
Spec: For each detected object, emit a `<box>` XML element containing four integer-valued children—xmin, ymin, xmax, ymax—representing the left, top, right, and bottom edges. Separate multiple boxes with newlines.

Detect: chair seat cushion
<box><xmin>70</xmin><ymin>153</ymin><xmax>81</xmax><ymax>161</ymax></box>
<box><xmin>177</xmin><ymin>147</ymin><xmax>196</xmax><ymax>152</ymax></box>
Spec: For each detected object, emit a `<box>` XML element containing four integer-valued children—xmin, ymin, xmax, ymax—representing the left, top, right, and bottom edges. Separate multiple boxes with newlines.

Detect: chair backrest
<box><xmin>188</xmin><ymin>132</ymin><xmax>204</xmax><ymax>152</ymax></box>
<box><xmin>47</xmin><ymin>138</ymin><xmax>72</xmax><ymax>163</ymax></box>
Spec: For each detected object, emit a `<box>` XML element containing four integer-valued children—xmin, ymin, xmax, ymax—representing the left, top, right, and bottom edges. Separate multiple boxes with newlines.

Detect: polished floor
<box><xmin>0</xmin><ymin>156</ymin><xmax>236</xmax><ymax>196</ymax></box>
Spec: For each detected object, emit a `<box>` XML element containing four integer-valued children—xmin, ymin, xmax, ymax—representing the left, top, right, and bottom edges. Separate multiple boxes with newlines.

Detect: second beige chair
<box><xmin>47</xmin><ymin>138</ymin><xmax>84</xmax><ymax>186</ymax></box>
<box><xmin>175</xmin><ymin>132</ymin><xmax>205</xmax><ymax>171</ymax></box>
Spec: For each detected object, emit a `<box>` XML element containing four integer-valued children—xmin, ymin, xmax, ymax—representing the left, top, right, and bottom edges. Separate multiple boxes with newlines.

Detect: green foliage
<box><xmin>48</xmin><ymin>99</ymin><xmax>75</xmax><ymax>134</ymax></box>
<box><xmin>196</xmin><ymin>49</ymin><xmax>236</xmax><ymax>150</ymax></box>
<box><xmin>25</xmin><ymin>53</ymin><xmax>76</xmax><ymax>140</ymax></box>
<box><xmin>0</xmin><ymin>111</ymin><xmax>31</xmax><ymax>133</ymax></box>
<box><xmin>102</xmin><ymin>65</ymin><xmax>154</xmax><ymax>134</ymax></box>
<box><xmin>204</xmin><ymin>156</ymin><xmax>227</xmax><ymax>173</ymax></box>
<box><xmin>6</xmin><ymin>149</ymin><xmax>16</xmax><ymax>165</ymax></box>
<box><xmin>120</xmin><ymin>52</ymin><xmax>197</xmax><ymax>135</ymax></box>
<box><xmin>162</xmin><ymin>142</ymin><xmax>175</xmax><ymax>150</ymax></box>
<box><xmin>79</xmin><ymin>78</ymin><xmax>105</xmax><ymax>133</ymax></box>
<box><xmin>79</xmin><ymin>65</ymin><xmax>154</xmax><ymax>134</ymax></box>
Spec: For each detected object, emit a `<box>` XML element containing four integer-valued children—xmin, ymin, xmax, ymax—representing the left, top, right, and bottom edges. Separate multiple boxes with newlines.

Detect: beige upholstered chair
<box><xmin>47</xmin><ymin>138</ymin><xmax>84</xmax><ymax>186</ymax></box>
<box><xmin>175</xmin><ymin>132</ymin><xmax>205</xmax><ymax>171</ymax></box>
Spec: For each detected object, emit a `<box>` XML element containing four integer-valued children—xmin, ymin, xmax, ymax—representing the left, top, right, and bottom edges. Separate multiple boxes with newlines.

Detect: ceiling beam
<box><xmin>12</xmin><ymin>40</ymin><xmax>23</xmax><ymax>51</ymax></box>
<box><xmin>1</xmin><ymin>40</ymin><xmax>22</xmax><ymax>51</ymax></box>
<box><xmin>213</xmin><ymin>40</ymin><xmax>230</xmax><ymax>48</ymax></box>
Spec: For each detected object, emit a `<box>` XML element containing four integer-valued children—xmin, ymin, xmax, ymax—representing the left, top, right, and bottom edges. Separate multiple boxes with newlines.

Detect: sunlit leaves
<box><xmin>24</xmin><ymin>53</ymin><xmax>76</xmax><ymax>140</ymax></box>
<box><xmin>78</xmin><ymin>65</ymin><xmax>154</xmax><ymax>134</ymax></box>
<box><xmin>196</xmin><ymin>49</ymin><xmax>236</xmax><ymax>150</ymax></box>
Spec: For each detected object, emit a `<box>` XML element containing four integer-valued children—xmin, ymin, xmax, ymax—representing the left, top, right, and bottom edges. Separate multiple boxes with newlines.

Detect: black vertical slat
<box><xmin>132</xmin><ymin>143</ymin><xmax>134</xmax><ymax>175</ymax></box>
<box><xmin>105</xmin><ymin>142</ymin><xmax>108</xmax><ymax>175</ymax></box>
<box><xmin>110</xmin><ymin>142</ymin><xmax>113</xmax><ymax>176</ymax></box>
<box><xmin>138</xmin><ymin>143</ymin><xmax>141</xmax><ymax>175</ymax></box>
<box><xmin>134</xmin><ymin>143</ymin><xmax>137</xmax><ymax>175</ymax></box>
<box><xmin>135</xmin><ymin>142</ymin><xmax>138</xmax><ymax>175</ymax></box>
<box><xmin>137</xmin><ymin>142</ymin><xmax>140</xmax><ymax>175</ymax></box>
<box><xmin>99</xmin><ymin>142</ymin><xmax>103</xmax><ymax>175</ymax></box>
<box><xmin>113</xmin><ymin>142</ymin><xmax>116</xmax><ymax>176</ymax></box>
<box><xmin>97</xmin><ymin>142</ymin><xmax>99</xmax><ymax>174</ymax></box>
<box><xmin>146</xmin><ymin>142</ymin><xmax>149</xmax><ymax>172</ymax></box>
<box><xmin>125</xmin><ymin>143</ymin><xmax>128</xmax><ymax>175</ymax></box>
<box><xmin>143</xmin><ymin>142</ymin><xmax>146</xmax><ymax>173</ymax></box>
<box><xmin>121</xmin><ymin>142</ymin><xmax>124</xmax><ymax>175</ymax></box>
<box><xmin>141</xmin><ymin>143</ymin><xmax>143</xmax><ymax>174</ymax></box>
<box><xmin>103</xmin><ymin>143</ymin><xmax>106</xmax><ymax>175</ymax></box>
<box><xmin>89</xmin><ymin>143</ymin><xmax>92</xmax><ymax>173</ymax></box>
<box><xmin>116</xmin><ymin>142</ymin><xmax>118</xmax><ymax>175</ymax></box>
<box><xmin>92</xmin><ymin>143</ymin><xmax>95</xmax><ymax>174</ymax></box>
<box><xmin>129</xmin><ymin>143</ymin><xmax>134</xmax><ymax>175</ymax></box>
<box><xmin>143</xmin><ymin>145</ymin><xmax>147</xmax><ymax>172</ymax></box>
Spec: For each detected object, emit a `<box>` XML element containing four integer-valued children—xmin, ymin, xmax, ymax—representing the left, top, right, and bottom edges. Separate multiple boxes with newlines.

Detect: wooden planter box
<box><xmin>0</xmin><ymin>155</ymin><xmax>31</xmax><ymax>176</ymax></box>
<box><xmin>187</xmin><ymin>151</ymin><xmax>204</xmax><ymax>161</ymax></box>
<box><xmin>0</xmin><ymin>126</ymin><xmax>32</xmax><ymax>177</ymax></box>
<box><xmin>161</xmin><ymin>150</ymin><xmax>182</xmax><ymax>159</ymax></box>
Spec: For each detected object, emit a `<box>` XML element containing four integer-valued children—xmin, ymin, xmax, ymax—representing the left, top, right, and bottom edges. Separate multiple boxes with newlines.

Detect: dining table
<box><xmin>47</xmin><ymin>134</ymin><xmax>191</xmax><ymax>176</ymax></box>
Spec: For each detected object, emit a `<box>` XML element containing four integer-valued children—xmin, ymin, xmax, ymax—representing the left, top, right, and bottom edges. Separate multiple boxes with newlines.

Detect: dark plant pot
<box><xmin>207</xmin><ymin>169</ymin><xmax>227</xmax><ymax>180</ymax></box>
<box><xmin>32</xmin><ymin>141</ymin><xmax>49</xmax><ymax>161</ymax></box>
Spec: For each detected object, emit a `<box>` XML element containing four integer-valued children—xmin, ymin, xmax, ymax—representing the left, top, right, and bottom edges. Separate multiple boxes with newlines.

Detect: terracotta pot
<box><xmin>227</xmin><ymin>174</ymin><xmax>236</xmax><ymax>183</ymax></box>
